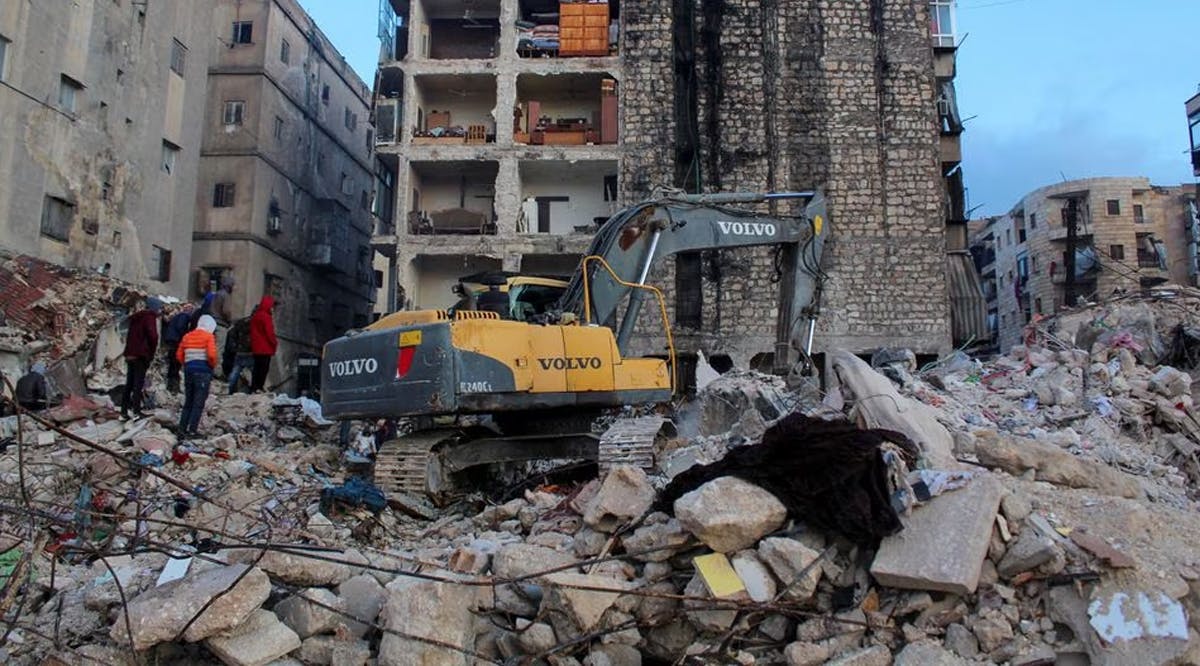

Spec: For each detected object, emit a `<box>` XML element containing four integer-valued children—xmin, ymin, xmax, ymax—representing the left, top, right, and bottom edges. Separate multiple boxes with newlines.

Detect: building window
<box><xmin>274</xmin><ymin>116</ymin><xmax>284</xmax><ymax>141</ymax></box>
<box><xmin>341</xmin><ymin>172</ymin><xmax>353</xmax><ymax>195</ymax></box>
<box><xmin>1031</xmin><ymin>256</ymin><xmax>1038</xmax><ymax>274</ymax></box>
<box><xmin>344</xmin><ymin>108</ymin><xmax>357</xmax><ymax>131</ymax></box>
<box><xmin>361</xmin><ymin>190</ymin><xmax>371</xmax><ymax>211</ymax></box>
<box><xmin>317</xmin><ymin>152</ymin><xmax>326</xmax><ymax>175</ymax></box>
<box><xmin>161</xmin><ymin>141</ymin><xmax>179</xmax><ymax>174</ymax></box>
<box><xmin>40</xmin><ymin>196</ymin><xmax>74</xmax><ymax>242</ymax></box>
<box><xmin>280</xmin><ymin>38</ymin><xmax>290</xmax><ymax>64</ymax></box>
<box><xmin>1134</xmin><ymin>204</ymin><xmax>1145</xmax><ymax>224</ymax></box>
<box><xmin>1106</xmin><ymin>199</ymin><xmax>1120</xmax><ymax>215</ymax></box>
<box><xmin>267</xmin><ymin>199</ymin><xmax>282</xmax><ymax>234</ymax></box>
<box><xmin>223</xmin><ymin>100</ymin><xmax>245</xmax><ymax>126</ymax></box>
<box><xmin>231</xmin><ymin>21</ymin><xmax>253</xmax><ymax>45</ymax></box>
<box><xmin>59</xmin><ymin>75</ymin><xmax>82</xmax><ymax>114</ymax></box>
<box><xmin>321</xmin><ymin>84</ymin><xmax>330</xmax><ymax>105</ymax></box>
<box><xmin>213</xmin><ymin>182</ymin><xmax>236</xmax><ymax>208</ymax></box>
<box><xmin>1110</xmin><ymin>244</ymin><xmax>1125</xmax><ymax>261</ymax></box>
<box><xmin>930</xmin><ymin>0</ymin><xmax>956</xmax><ymax>48</ymax></box>
<box><xmin>170</xmin><ymin>39</ymin><xmax>187</xmax><ymax>75</ymax></box>
<box><xmin>0</xmin><ymin>36</ymin><xmax>10</xmax><ymax>82</ymax></box>
<box><xmin>1006</xmin><ymin>229</ymin><xmax>1012</xmax><ymax>245</ymax></box>
<box><xmin>152</xmin><ymin>245</ymin><xmax>172</xmax><ymax>282</ymax></box>
<box><xmin>1029</xmin><ymin>213</ymin><xmax>1036</xmax><ymax>229</ymax></box>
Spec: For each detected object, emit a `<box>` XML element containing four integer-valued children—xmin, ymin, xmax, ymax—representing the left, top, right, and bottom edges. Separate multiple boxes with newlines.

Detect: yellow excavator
<box><xmin>321</xmin><ymin>190</ymin><xmax>828</xmax><ymax>498</ymax></box>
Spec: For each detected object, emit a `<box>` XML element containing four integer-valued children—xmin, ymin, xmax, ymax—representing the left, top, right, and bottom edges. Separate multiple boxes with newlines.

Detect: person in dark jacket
<box><xmin>225</xmin><ymin>311</ymin><xmax>254</xmax><ymax>394</ymax></box>
<box><xmin>189</xmin><ymin>291</ymin><xmax>215</xmax><ymax>330</ymax></box>
<box><xmin>249</xmin><ymin>296</ymin><xmax>278</xmax><ymax>392</ymax></box>
<box><xmin>121</xmin><ymin>297</ymin><xmax>162</xmax><ymax>419</ymax></box>
<box><xmin>162</xmin><ymin>303</ymin><xmax>194</xmax><ymax>394</ymax></box>
<box><xmin>15</xmin><ymin>362</ymin><xmax>49</xmax><ymax>411</ymax></box>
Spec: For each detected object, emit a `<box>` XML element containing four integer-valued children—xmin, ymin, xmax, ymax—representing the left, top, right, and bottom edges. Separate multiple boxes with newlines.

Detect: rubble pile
<box><xmin>3</xmin><ymin>284</ymin><xmax>1200</xmax><ymax>664</ymax></box>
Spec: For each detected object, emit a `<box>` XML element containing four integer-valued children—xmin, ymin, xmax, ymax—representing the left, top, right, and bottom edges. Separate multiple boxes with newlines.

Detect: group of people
<box><xmin>115</xmin><ymin>276</ymin><xmax>279</xmax><ymax>437</ymax></box>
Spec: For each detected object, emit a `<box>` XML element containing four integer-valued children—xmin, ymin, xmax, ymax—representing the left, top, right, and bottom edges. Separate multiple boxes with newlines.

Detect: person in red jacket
<box><xmin>121</xmin><ymin>297</ymin><xmax>161</xmax><ymax>419</ymax></box>
<box><xmin>249</xmin><ymin>295</ymin><xmax>278</xmax><ymax>392</ymax></box>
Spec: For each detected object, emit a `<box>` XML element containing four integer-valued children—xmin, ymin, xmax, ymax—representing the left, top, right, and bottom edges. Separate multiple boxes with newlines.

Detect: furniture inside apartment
<box><xmin>411</xmin><ymin>208</ymin><xmax>496</xmax><ymax>235</ymax></box>
<box><xmin>558</xmin><ymin>1</ymin><xmax>609</xmax><ymax>57</ymax></box>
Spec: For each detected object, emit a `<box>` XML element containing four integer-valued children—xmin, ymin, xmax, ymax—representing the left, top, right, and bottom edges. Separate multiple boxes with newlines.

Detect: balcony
<box><xmin>307</xmin><ymin>201</ymin><xmax>355</xmax><ymax>275</ymax></box>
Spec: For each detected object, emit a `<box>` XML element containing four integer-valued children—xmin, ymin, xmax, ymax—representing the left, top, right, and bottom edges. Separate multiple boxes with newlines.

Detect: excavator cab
<box><xmin>447</xmin><ymin>272</ymin><xmax>569</xmax><ymax>323</ymax></box>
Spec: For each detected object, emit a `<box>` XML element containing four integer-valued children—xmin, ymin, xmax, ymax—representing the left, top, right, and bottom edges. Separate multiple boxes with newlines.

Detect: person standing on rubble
<box><xmin>189</xmin><ymin>291</ymin><xmax>215</xmax><ymax>331</ymax></box>
<box><xmin>249</xmin><ymin>295</ymin><xmax>278</xmax><ymax>393</ymax></box>
<box><xmin>225</xmin><ymin>309</ymin><xmax>254</xmax><ymax>394</ymax></box>
<box><xmin>120</xmin><ymin>297</ymin><xmax>161</xmax><ymax>419</ymax></box>
<box><xmin>162</xmin><ymin>303</ymin><xmax>194</xmax><ymax>394</ymax></box>
<box><xmin>176</xmin><ymin>314</ymin><xmax>218</xmax><ymax>436</ymax></box>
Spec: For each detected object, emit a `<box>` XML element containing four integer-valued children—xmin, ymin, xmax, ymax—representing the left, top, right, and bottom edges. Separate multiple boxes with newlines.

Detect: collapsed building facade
<box><xmin>0</xmin><ymin>0</ymin><xmax>213</xmax><ymax>295</ymax></box>
<box><xmin>373</xmin><ymin>0</ymin><xmax>974</xmax><ymax>382</ymax></box>
<box><xmin>970</xmin><ymin>177</ymin><xmax>1200</xmax><ymax>351</ymax></box>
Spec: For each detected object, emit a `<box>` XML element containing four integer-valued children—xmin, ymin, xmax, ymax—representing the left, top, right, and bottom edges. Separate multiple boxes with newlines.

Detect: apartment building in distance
<box><xmin>0</xmin><ymin>1</ymin><xmax>212</xmax><ymax>294</ymax></box>
<box><xmin>970</xmin><ymin>177</ymin><xmax>1200</xmax><ymax>351</ymax></box>
<box><xmin>192</xmin><ymin>0</ymin><xmax>378</xmax><ymax>388</ymax></box>
<box><xmin>373</xmin><ymin>0</ymin><xmax>969</xmax><ymax>383</ymax></box>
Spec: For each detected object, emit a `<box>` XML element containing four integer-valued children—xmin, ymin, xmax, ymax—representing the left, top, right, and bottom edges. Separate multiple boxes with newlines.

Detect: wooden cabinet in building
<box><xmin>559</xmin><ymin>2</ymin><xmax>609</xmax><ymax>57</ymax></box>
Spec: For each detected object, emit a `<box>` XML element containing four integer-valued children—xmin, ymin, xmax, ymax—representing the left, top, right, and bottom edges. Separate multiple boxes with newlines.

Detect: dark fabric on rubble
<box><xmin>656</xmin><ymin>413</ymin><xmax>919</xmax><ymax>545</ymax></box>
<box><xmin>15</xmin><ymin>371</ymin><xmax>48</xmax><ymax>411</ymax></box>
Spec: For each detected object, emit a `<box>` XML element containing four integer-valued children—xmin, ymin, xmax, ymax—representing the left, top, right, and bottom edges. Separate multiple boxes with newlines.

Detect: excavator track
<box><xmin>373</xmin><ymin>429</ymin><xmax>457</xmax><ymax>497</ymax></box>
<box><xmin>597</xmin><ymin>416</ymin><xmax>674</xmax><ymax>472</ymax></box>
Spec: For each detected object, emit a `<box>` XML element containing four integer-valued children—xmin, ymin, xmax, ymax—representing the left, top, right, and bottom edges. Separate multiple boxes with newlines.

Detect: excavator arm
<box><xmin>557</xmin><ymin>190</ymin><xmax>828</xmax><ymax>374</ymax></box>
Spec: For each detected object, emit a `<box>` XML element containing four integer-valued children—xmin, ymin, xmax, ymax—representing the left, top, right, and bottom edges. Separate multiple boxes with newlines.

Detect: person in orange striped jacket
<box><xmin>176</xmin><ymin>314</ymin><xmax>218</xmax><ymax>437</ymax></box>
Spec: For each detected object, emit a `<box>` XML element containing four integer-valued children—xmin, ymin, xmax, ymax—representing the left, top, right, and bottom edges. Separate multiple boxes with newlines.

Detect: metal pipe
<box><xmin>804</xmin><ymin>317</ymin><xmax>816</xmax><ymax>355</ymax></box>
<box><xmin>616</xmin><ymin>229</ymin><xmax>663</xmax><ymax>350</ymax></box>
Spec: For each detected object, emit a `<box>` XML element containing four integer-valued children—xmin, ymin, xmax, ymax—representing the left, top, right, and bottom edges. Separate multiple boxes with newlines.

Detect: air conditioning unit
<box><xmin>267</xmin><ymin>214</ymin><xmax>282</xmax><ymax>234</ymax></box>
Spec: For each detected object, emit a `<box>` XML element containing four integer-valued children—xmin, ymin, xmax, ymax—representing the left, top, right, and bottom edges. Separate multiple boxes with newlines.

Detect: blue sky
<box><xmin>300</xmin><ymin>0</ymin><xmax>1200</xmax><ymax>217</ymax></box>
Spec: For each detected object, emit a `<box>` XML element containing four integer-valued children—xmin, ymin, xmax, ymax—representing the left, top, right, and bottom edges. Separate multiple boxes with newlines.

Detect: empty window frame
<box><xmin>161</xmin><ymin>141</ymin><xmax>179</xmax><ymax>174</ymax></box>
<box><xmin>280</xmin><ymin>38</ymin><xmax>291</xmax><ymax>64</ymax></box>
<box><xmin>1029</xmin><ymin>213</ymin><xmax>1036</xmax><ymax>229</ymax></box>
<box><xmin>40</xmin><ymin>196</ymin><xmax>74</xmax><ymax>241</ymax></box>
<box><xmin>152</xmin><ymin>245</ymin><xmax>172</xmax><ymax>282</ymax></box>
<box><xmin>232</xmin><ymin>21</ymin><xmax>253</xmax><ymax>45</ymax></box>
<box><xmin>223</xmin><ymin>100</ymin><xmax>245</xmax><ymax>126</ymax></box>
<box><xmin>1106</xmin><ymin>199</ymin><xmax>1120</xmax><ymax>216</ymax></box>
<box><xmin>213</xmin><ymin>182</ymin><xmax>236</xmax><ymax>208</ymax></box>
<box><xmin>1134</xmin><ymin>204</ymin><xmax>1145</xmax><ymax>224</ymax></box>
<box><xmin>59</xmin><ymin>75</ymin><xmax>82</xmax><ymax>113</ymax></box>
<box><xmin>321</xmin><ymin>84</ymin><xmax>331</xmax><ymax>105</ymax></box>
<box><xmin>344</xmin><ymin>108</ymin><xmax>357</xmax><ymax>131</ymax></box>
<box><xmin>274</xmin><ymin>116</ymin><xmax>284</xmax><ymax>141</ymax></box>
<box><xmin>170</xmin><ymin>39</ymin><xmax>187</xmax><ymax>75</ymax></box>
<box><xmin>1110</xmin><ymin>244</ymin><xmax>1125</xmax><ymax>261</ymax></box>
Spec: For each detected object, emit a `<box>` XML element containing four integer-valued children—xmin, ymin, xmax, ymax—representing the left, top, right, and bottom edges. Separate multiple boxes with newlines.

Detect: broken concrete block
<box><xmin>542</xmin><ymin>573</ymin><xmax>629</xmax><ymax>632</ymax></box>
<box><xmin>972</xmin><ymin>610</ymin><xmax>1014</xmax><ymax>652</ymax></box>
<box><xmin>273</xmin><ymin>587</ymin><xmax>345</xmax><ymax>638</ymax></box>
<box><xmin>1150</xmin><ymin>366</ymin><xmax>1191</xmax><ymax>398</ymax></box>
<box><xmin>673</xmin><ymin>476</ymin><xmax>786</xmax><ymax>553</ymax></box>
<box><xmin>225</xmin><ymin>549</ymin><xmax>351</xmax><ymax>587</ymax></box>
<box><xmin>296</xmin><ymin>635</ymin><xmax>346</xmax><ymax>665</ymax></box>
<box><xmin>730</xmin><ymin>551</ymin><xmax>776</xmax><ymax>603</ymax></box>
<box><xmin>584</xmin><ymin>643</ymin><xmax>642</xmax><ymax>666</ymax></box>
<box><xmin>784</xmin><ymin>641</ymin><xmax>834</xmax><ymax>666</ymax></box>
<box><xmin>944</xmin><ymin>622</ymin><xmax>979</xmax><ymax>658</ymax></box>
<box><xmin>515</xmin><ymin>620</ymin><xmax>557</xmax><ymax>654</ymax></box>
<box><xmin>682</xmin><ymin>575</ymin><xmax>737</xmax><ymax>632</ymax></box>
<box><xmin>826</xmin><ymin>645</ymin><xmax>892</xmax><ymax>666</ymax></box>
<box><xmin>378</xmin><ymin>577</ymin><xmax>477</xmax><ymax>666</ymax></box>
<box><xmin>111</xmin><ymin>563</ymin><xmax>270</xmax><ymax>650</ymax></box>
<box><xmin>893</xmin><ymin>640</ymin><xmax>970</xmax><ymax>666</ymax></box>
<box><xmin>870</xmin><ymin>475</ymin><xmax>1003</xmax><ymax>595</ymax></box>
<box><xmin>492</xmin><ymin>543</ymin><xmax>578</xmax><ymax>580</ymax></box>
<box><xmin>582</xmin><ymin>465</ymin><xmax>654</xmax><ymax>532</ymax></box>
<box><xmin>974</xmin><ymin>430</ymin><xmax>1142</xmax><ymax>499</ymax></box>
<box><xmin>758</xmin><ymin>537</ymin><xmax>822</xmax><ymax>600</ymax></box>
<box><xmin>997</xmin><ymin>531</ymin><xmax>1059</xmax><ymax>579</ymax></box>
<box><xmin>336</xmin><ymin>574</ymin><xmax>385</xmax><ymax>638</ymax></box>
<box><xmin>621</xmin><ymin>516</ymin><xmax>691</xmax><ymax>562</ymax></box>
<box><xmin>205</xmin><ymin>609</ymin><xmax>301</xmax><ymax>666</ymax></box>
<box><xmin>329</xmin><ymin>641</ymin><xmax>371</xmax><ymax>666</ymax></box>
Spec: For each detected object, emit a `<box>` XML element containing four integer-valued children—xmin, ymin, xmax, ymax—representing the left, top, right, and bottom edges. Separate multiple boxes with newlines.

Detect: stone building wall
<box><xmin>621</xmin><ymin>0</ymin><xmax>951</xmax><ymax>368</ymax></box>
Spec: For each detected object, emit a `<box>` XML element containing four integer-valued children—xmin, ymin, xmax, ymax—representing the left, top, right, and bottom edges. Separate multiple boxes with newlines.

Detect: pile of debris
<box><xmin>4</xmin><ymin>280</ymin><xmax>1200</xmax><ymax>665</ymax></box>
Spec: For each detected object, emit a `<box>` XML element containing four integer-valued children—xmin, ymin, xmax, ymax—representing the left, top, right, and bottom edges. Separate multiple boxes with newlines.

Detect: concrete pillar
<box><xmin>495</xmin><ymin>70</ymin><xmax>517</xmax><ymax>146</ymax></box>
<box><xmin>494</xmin><ymin>157</ymin><xmax>521</xmax><ymax>236</ymax></box>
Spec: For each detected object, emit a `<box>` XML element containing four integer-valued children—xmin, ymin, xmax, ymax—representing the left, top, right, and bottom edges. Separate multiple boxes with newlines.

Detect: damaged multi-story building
<box><xmin>192</xmin><ymin>0</ymin><xmax>378</xmax><ymax>387</ymax></box>
<box><xmin>0</xmin><ymin>1</ymin><xmax>213</xmax><ymax>294</ymax></box>
<box><xmin>372</xmin><ymin>0</ymin><xmax>978</xmax><ymax>383</ymax></box>
<box><xmin>970</xmin><ymin>177</ymin><xmax>1200</xmax><ymax>351</ymax></box>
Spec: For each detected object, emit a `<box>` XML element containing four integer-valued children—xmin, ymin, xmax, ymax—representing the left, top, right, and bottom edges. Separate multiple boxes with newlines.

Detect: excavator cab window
<box><xmin>509</xmin><ymin>284</ymin><xmax>565</xmax><ymax>322</ymax></box>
